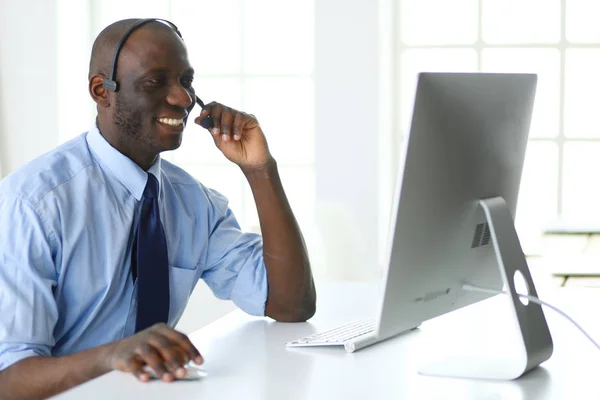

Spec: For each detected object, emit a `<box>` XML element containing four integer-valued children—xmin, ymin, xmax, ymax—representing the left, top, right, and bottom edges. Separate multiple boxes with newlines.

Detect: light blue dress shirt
<box><xmin>0</xmin><ymin>124</ymin><xmax>267</xmax><ymax>371</ymax></box>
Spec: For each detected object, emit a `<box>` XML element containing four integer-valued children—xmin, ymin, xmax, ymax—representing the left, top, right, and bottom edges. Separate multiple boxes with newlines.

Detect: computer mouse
<box><xmin>142</xmin><ymin>365</ymin><xmax>208</xmax><ymax>381</ymax></box>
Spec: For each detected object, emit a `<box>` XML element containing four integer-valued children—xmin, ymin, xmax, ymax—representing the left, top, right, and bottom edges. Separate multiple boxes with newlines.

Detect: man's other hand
<box><xmin>195</xmin><ymin>102</ymin><xmax>273</xmax><ymax>172</ymax></box>
<box><xmin>106</xmin><ymin>323</ymin><xmax>203</xmax><ymax>382</ymax></box>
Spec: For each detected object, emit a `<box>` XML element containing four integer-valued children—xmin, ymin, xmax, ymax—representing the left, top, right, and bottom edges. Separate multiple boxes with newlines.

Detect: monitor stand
<box><xmin>419</xmin><ymin>196</ymin><xmax>554</xmax><ymax>380</ymax></box>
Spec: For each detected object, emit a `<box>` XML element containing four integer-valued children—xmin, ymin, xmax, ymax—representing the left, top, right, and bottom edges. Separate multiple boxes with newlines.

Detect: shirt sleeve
<box><xmin>200</xmin><ymin>188</ymin><xmax>267</xmax><ymax>317</ymax></box>
<box><xmin>0</xmin><ymin>195</ymin><xmax>58</xmax><ymax>371</ymax></box>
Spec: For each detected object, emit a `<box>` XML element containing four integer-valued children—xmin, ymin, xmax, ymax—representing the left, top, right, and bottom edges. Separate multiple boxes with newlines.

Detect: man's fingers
<box><xmin>147</xmin><ymin>334</ymin><xmax>188</xmax><ymax>374</ymax></box>
<box><xmin>220</xmin><ymin>108</ymin><xmax>234</xmax><ymax>141</ymax></box>
<box><xmin>155</xmin><ymin>325</ymin><xmax>203</xmax><ymax>365</ymax></box>
<box><xmin>200</xmin><ymin>101</ymin><xmax>215</xmax><ymax>117</ymax></box>
<box><xmin>232</xmin><ymin>112</ymin><xmax>245</xmax><ymax>141</ymax></box>
<box><xmin>109</xmin><ymin>325</ymin><xmax>204</xmax><ymax>383</ymax></box>
<box><xmin>198</xmin><ymin>102</ymin><xmax>249</xmax><ymax>143</ymax></box>
<box><xmin>207</xmin><ymin>102</ymin><xmax>223</xmax><ymax>135</ymax></box>
<box><xmin>199</xmin><ymin>104</ymin><xmax>210</xmax><ymax>117</ymax></box>
<box><xmin>195</xmin><ymin>101</ymin><xmax>217</xmax><ymax>132</ymax></box>
<box><xmin>195</xmin><ymin>102</ymin><xmax>213</xmax><ymax>127</ymax></box>
<box><xmin>135</xmin><ymin>343</ymin><xmax>172</xmax><ymax>381</ymax></box>
<box><xmin>128</xmin><ymin>357</ymin><xmax>151</xmax><ymax>382</ymax></box>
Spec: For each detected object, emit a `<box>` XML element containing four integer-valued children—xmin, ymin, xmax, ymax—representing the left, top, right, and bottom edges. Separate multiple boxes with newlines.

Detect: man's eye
<box><xmin>147</xmin><ymin>78</ymin><xmax>164</xmax><ymax>86</ymax></box>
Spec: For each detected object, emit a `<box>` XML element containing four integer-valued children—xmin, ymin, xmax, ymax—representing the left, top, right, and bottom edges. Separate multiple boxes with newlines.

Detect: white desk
<box><xmin>53</xmin><ymin>282</ymin><xmax>600</xmax><ymax>399</ymax></box>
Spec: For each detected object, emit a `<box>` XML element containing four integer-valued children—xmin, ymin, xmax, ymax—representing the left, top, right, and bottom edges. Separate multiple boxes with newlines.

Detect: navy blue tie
<box><xmin>134</xmin><ymin>173</ymin><xmax>170</xmax><ymax>332</ymax></box>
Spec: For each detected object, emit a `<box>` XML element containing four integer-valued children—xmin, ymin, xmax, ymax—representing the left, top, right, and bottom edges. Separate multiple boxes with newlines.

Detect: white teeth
<box><xmin>157</xmin><ymin>118</ymin><xmax>184</xmax><ymax>126</ymax></box>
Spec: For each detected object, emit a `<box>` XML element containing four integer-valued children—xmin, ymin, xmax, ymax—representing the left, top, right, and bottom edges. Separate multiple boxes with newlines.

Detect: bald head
<box><xmin>88</xmin><ymin>17</ymin><xmax>195</xmax><ymax>170</ymax></box>
<box><xmin>88</xmin><ymin>18</ymin><xmax>182</xmax><ymax>81</ymax></box>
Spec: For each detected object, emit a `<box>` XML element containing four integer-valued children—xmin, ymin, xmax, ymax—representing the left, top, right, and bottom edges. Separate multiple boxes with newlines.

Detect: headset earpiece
<box><xmin>103</xmin><ymin>79</ymin><xmax>118</xmax><ymax>92</ymax></box>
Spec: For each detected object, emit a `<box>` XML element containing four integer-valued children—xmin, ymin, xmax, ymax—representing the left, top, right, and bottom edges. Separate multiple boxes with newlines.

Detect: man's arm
<box><xmin>0</xmin><ymin>324</ymin><xmax>203</xmax><ymax>400</ymax></box>
<box><xmin>196</xmin><ymin>104</ymin><xmax>316</xmax><ymax>322</ymax></box>
<box><xmin>0</xmin><ymin>344</ymin><xmax>113</xmax><ymax>400</ymax></box>
<box><xmin>243</xmin><ymin>159</ymin><xmax>316</xmax><ymax>321</ymax></box>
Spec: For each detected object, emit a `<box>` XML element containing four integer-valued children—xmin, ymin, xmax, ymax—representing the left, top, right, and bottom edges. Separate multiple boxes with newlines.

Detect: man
<box><xmin>0</xmin><ymin>18</ymin><xmax>316</xmax><ymax>399</ymax></box>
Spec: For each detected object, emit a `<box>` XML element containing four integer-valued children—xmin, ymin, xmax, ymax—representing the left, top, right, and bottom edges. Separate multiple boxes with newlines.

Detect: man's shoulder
<box><xmin>161</xmin><ymin>159</ymin><xmax>204</xmax><ymax>188</ymax></box>
<box><xmin>160</xmin><ymin>160</ymin><xmax>228</xmax><ymax>204</ymax></box>
<box><xmin>0</xmin><ymin>133</ymin><xmax>94</xmax><ymax>205</ymax></box>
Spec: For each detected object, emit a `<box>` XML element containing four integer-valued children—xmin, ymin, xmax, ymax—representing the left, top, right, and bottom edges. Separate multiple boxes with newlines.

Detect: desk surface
<box><xmin>53</xmin><ymin>282</ymin><xmax>600</xmax><ymax>399</ymax></box>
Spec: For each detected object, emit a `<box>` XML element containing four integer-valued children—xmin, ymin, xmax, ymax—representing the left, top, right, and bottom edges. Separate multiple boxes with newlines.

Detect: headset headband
<box><xmin>100</xmin><ymin>18</ymin><xmax>213</xmax><ymax>128</ymax></box>
<box><xmin>103</xmin><ymin>18</ymin><xmax>182</xmax><ymax>92</ymax></box>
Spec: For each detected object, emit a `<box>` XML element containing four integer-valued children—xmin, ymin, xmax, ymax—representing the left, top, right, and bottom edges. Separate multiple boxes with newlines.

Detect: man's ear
<box><xmin>89</xmin><ymin>74</ymin><xmax>111</xmax><ymax>107</ymax></box>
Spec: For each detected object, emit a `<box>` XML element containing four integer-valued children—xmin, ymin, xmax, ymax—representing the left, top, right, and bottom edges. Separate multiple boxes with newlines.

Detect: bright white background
<box><xmin>2</xmin><ymin>0</ymin><xmax>600</xmax><ymax>331</ymax></box>
<box><xmin>0</xmin><ymin>0</ymin><xmax>384</xmax><ymax>332</ymax></box>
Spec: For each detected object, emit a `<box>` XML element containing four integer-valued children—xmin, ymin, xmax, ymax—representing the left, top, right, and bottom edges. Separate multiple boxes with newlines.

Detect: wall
<box><xmin>0</xmin><ymin>0</ymin><xmax>59</xmax><ymax>177</ymax></box>
<box><xmin>314</xmin><ymin>0</ymin><xmax>384</xmax><ymax>281</ymax></box>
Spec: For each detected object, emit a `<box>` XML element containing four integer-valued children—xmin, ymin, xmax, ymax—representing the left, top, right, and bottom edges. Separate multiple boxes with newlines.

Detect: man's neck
<box><xmin>96</xmin><ymin>118</ymin><xmax>157</xmax><ymax>171</ymax></box>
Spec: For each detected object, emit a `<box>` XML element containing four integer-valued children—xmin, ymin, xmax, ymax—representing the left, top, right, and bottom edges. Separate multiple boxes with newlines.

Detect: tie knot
<box><xmin>143</xmin><ymin>173</ymin><xmax>160</xmax><ymax>199</ymax></box>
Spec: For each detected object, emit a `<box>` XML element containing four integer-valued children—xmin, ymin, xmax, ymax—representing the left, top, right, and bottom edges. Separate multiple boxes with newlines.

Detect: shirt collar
<box><xmin>86</xmin><ymin>123</ymin><xmax>162</xmax><ymax>201</ymax></box>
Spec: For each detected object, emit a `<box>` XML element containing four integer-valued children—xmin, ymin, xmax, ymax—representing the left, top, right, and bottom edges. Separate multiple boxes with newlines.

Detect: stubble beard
<box><xmin>114</xmin><ymin>94</ymin><xmax>153</xmax><ymax>150</ymax></box>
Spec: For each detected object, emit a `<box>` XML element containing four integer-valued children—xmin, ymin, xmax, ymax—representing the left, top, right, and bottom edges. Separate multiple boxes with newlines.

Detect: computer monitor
<box><xmin>287</xmin><ymin>72</ymin><xmax>552</xmax><ymax>380</ymax></box>
<box><xmin>376</xmin><ymin>72</ymin><xmax>552</xmax><ymax>379</ymax></box>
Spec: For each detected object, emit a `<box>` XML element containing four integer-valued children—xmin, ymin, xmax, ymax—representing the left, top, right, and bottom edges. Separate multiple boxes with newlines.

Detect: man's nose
<box><xmin>166</xmin><ymin>83</ymin><xmax>193</xmax><ymax>109</ymax></box>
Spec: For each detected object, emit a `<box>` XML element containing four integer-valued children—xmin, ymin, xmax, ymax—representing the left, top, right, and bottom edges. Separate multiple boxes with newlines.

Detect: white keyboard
<box><xmin>286</xmin><ymin>319</ymin><xmax>376</xmax><ymax>348</ymax></box>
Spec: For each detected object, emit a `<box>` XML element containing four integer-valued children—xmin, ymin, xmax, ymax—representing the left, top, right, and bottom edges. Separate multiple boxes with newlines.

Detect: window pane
<box><xmin>172</xmin><ymin>0</ymin><xmax>242</xmax><ymax>74</ymax></box>
<box><xmin>244</xmin><ymin>78</ymin><xmax>315</xmax><ymax>164</ymax></box>
<box><xmin>567</xmin><ymin>0</ymin><xmax>600</xmax><ymax>43</ymax></box>
<box><xmin>482</xmin><ymin>0</ymin><xmax>560</xmax><ymax>44</ymax></box>
<box><xmin>171</xmin><ymin>78</ymin><xmax>242</xmax><ymax>165</ymax></box>
<box><xmin>243</xmin><ymin>0</ymin><xmax>314</xmax><ymax>74</ymax></box>
<box><xmin>57</xmin><ymin>0</ymin><xmax>94</xmax><ymax>143</ymax></box>
<box><xmin>400</xmin><ymin>0</ymin><xmax>478</xmax><ymax>45</ymax></box>
<box><xmin>91</xmin><ymin>0</ymin><xmax>169</xmax><ymax>34</ymax></box>
<box><xmin>481</xmin><ymin>49</ymin><xmax>560</xmax><ymax>138</ymax></box>
<box><xmin>563</xmin><ymin>142</ymin><xmax>600</xmax><ymax>224</ymax></box>
<box><xmin>399</xmin><ymin>49</ymin><xmax>478</xmax><ymax>134</ymax></box>
<box><xmin>565</xmin><ymin>50</ymin><xmax>600</xmax><ymax>138</ymax></box>
<box><xmin>515</xmin><ymin>142</ymin><xmax>558</xmax><ymax>234</ymax></box>
<box><xmin>184</xmin><ymin>164</ymin><xmax>245</xmax><ymax>223</ymax></box>
<box><xmin>194</xmin><ymin>77</ymin><xmax>243</xmax><ymax>110</ymax></box>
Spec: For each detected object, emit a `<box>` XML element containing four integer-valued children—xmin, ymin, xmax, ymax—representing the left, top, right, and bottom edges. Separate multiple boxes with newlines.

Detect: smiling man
<box><xmin>0</xmin><ymin>18</ymin><xmax>316</xmax><ymax>399</ymax></box>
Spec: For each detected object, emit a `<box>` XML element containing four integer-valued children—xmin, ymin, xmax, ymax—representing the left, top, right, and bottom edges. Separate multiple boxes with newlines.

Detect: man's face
<box><xmin>112</xmin><ymin>26</ymin><xmax>196</xmax><ymax>154</ymax></box>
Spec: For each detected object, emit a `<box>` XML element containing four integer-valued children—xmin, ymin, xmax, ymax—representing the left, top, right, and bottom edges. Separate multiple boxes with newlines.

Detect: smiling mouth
<box><xmin>157</xmin><ymin>117</ymin><xmax>184</xmax><ymax>127</ymax></box>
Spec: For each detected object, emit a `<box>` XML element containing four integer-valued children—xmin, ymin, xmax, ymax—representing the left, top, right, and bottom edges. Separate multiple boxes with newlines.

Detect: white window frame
<box><xmin>387</xmin><ymin>0</ymin><xmax>600</xmax><ymax>236</ymax></box>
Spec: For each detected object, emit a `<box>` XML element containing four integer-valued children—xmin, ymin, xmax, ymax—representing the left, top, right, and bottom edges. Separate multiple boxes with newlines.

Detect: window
<box><xmin>392</xmin><ymin>0</ymin><xmax>600</xmax><ymax>247</ymax></box>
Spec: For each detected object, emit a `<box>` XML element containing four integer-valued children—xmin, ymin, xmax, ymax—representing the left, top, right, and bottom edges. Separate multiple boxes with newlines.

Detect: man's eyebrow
<box><xmin>138</xmin><ymin>67</ymin><xmax>195</xmax><ymax>76</ymax></box>
<box><xmin>146</xmin><ymin>67</ymin><xmax>167</xmax><ymax>73</ymax></box>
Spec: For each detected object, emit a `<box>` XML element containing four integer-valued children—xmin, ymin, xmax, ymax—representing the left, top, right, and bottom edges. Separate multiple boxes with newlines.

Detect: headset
<box><xmin>102</xmin><ymin>18</ymin><xmax>214</xmax><ymax>129</ymax></box>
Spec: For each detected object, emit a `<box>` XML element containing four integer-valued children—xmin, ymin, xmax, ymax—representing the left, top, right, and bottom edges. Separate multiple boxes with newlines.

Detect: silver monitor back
<box><xmin>376</xmin><ymin>72</ymin><xmax>537</xmax><ymax>339</ymax></box>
